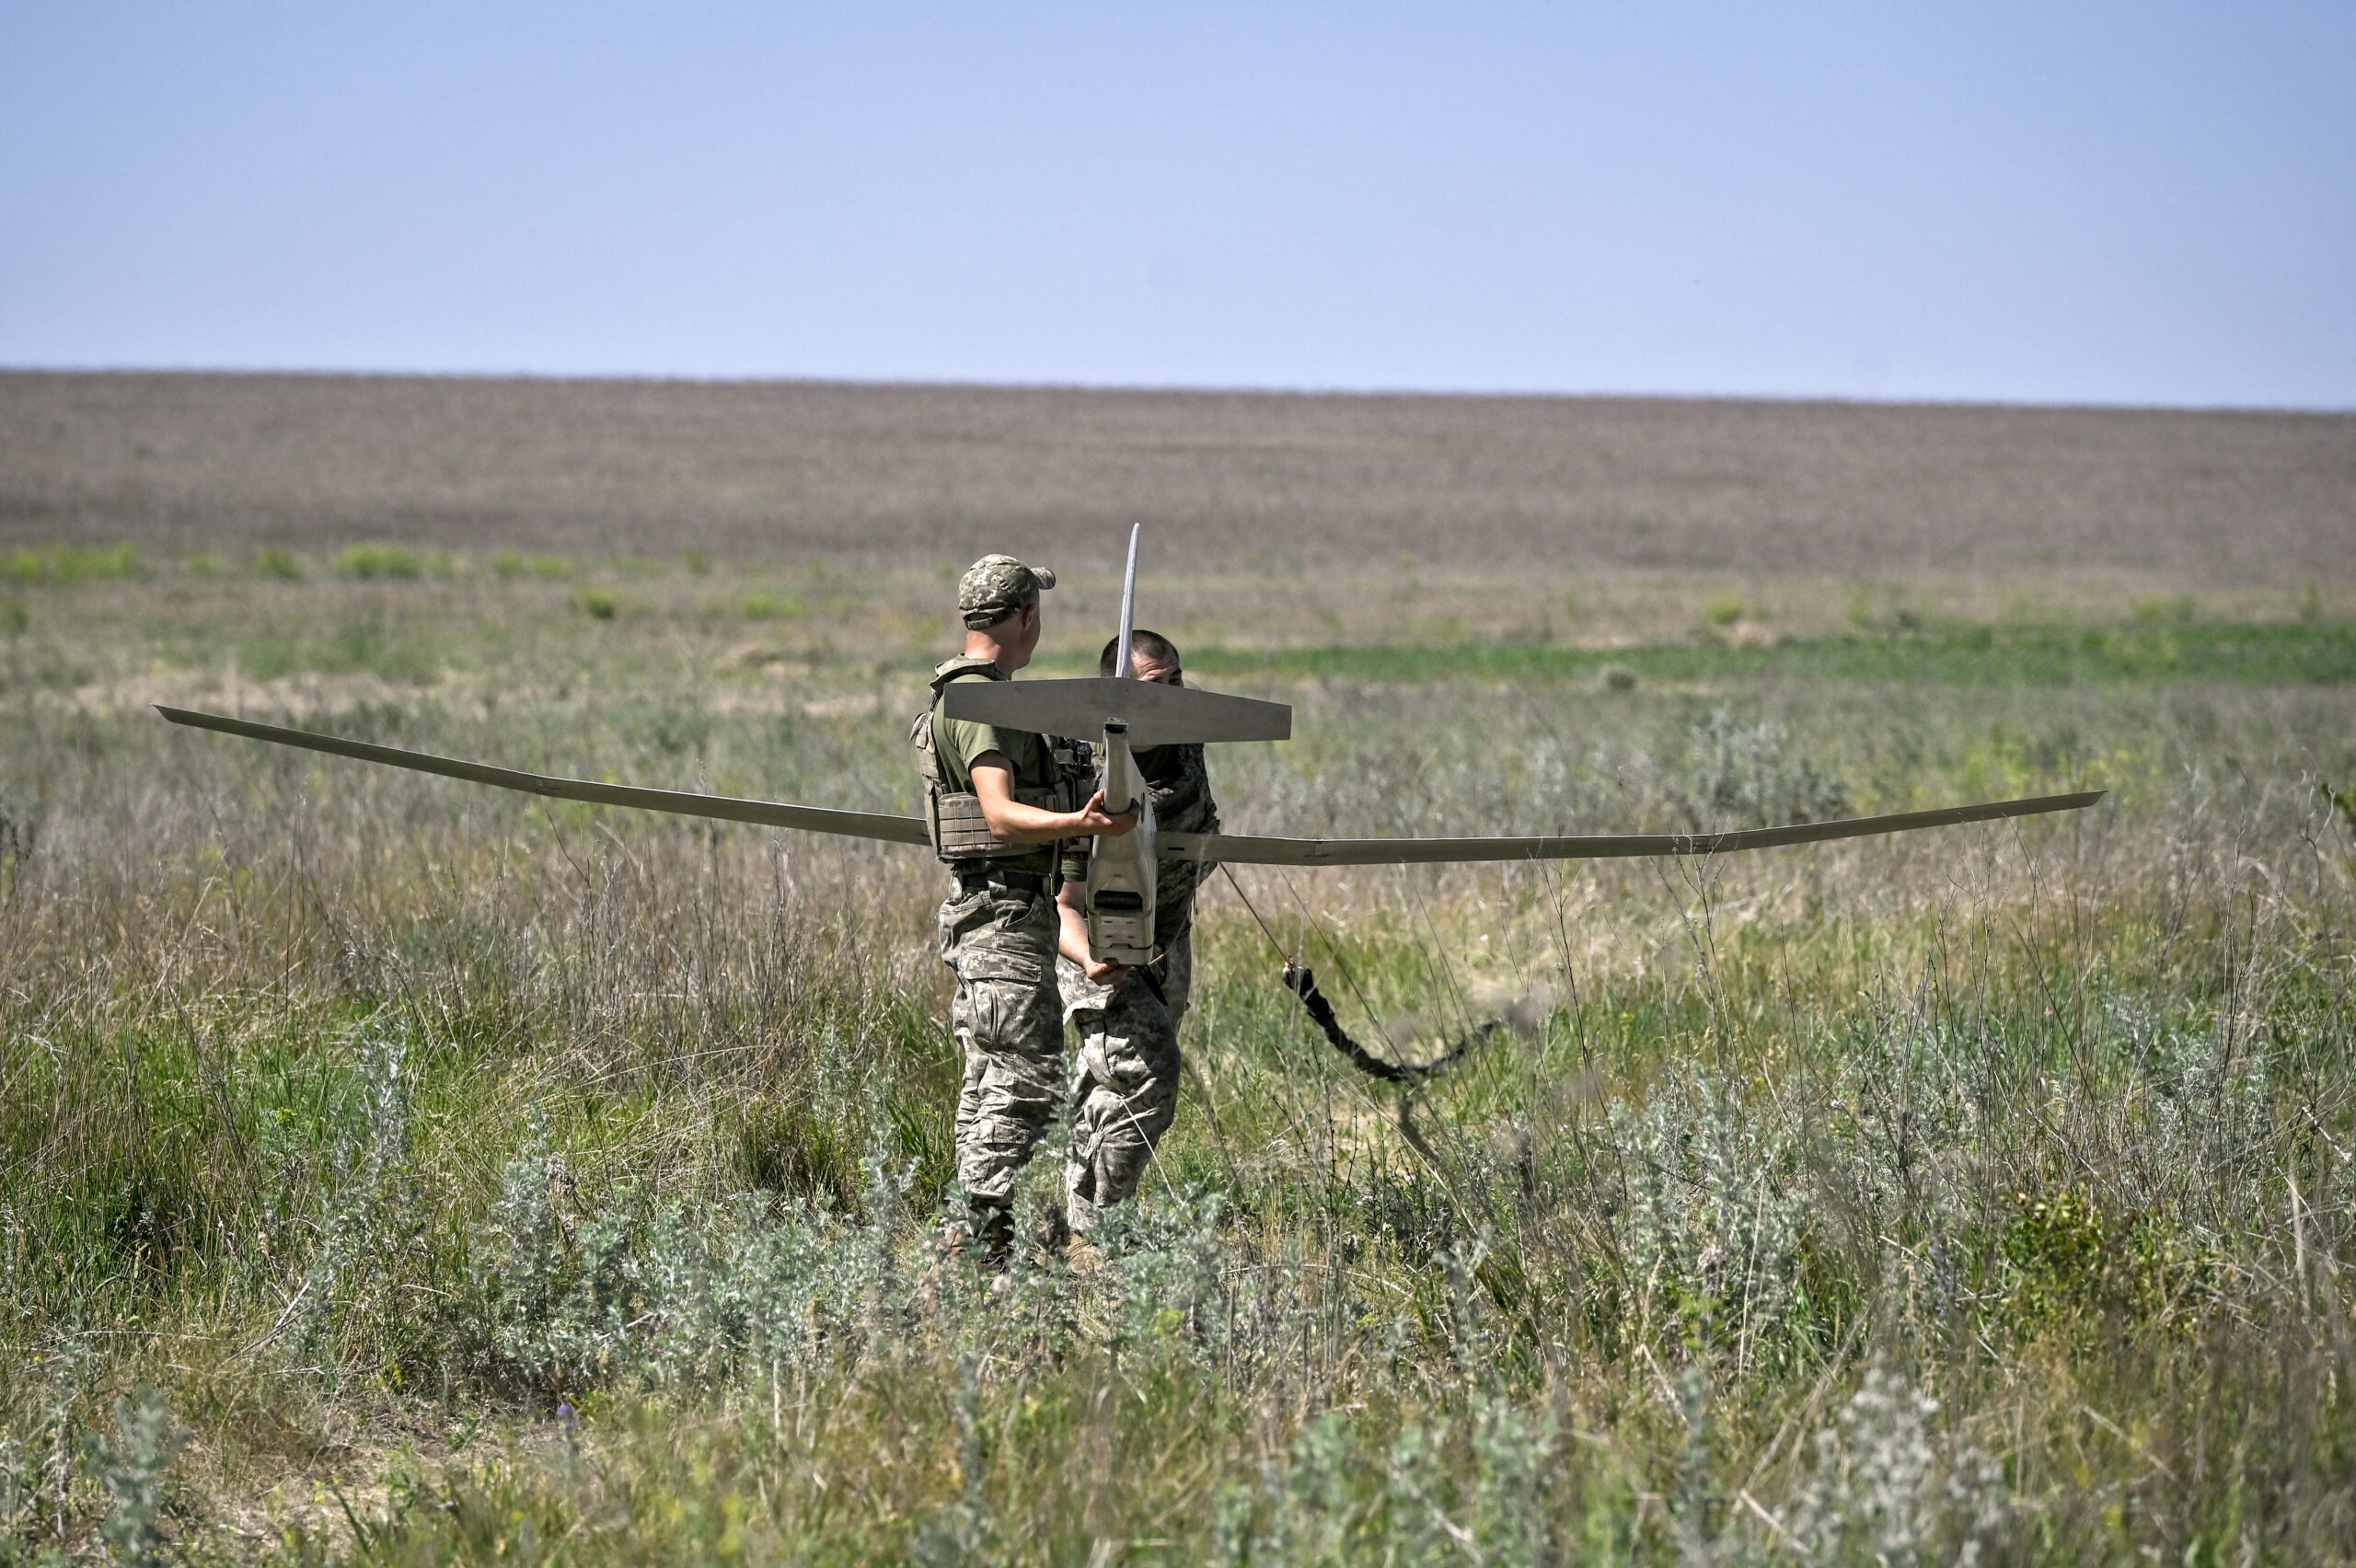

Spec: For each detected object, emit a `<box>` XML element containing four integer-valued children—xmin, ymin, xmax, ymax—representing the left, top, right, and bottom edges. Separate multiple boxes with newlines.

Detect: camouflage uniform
<box><xmin>916</xmin><ymin>557</ymin><xmax>1080</xmax><ymax>1223</ymax></box>
<box><xmin>1057</xmin><ymin>741</ymin><xmax>1219</xmax><ymax>1231</ymax></box>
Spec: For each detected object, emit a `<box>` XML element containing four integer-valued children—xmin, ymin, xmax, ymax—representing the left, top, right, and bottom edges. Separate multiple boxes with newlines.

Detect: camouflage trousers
<box><xmin>1057</xmin><ymin>931</ymin><xmax>1192</xmax><ymax>1233</ymax></box>
<box><xmin>939</xmin><ymin>878</ymin><xmax>1067</xmax><ymax>1208</ymax></box>
<box><xmin>939</xmin><ymin>877</ymin><xmax>1195</xmax><ymax>1228</ymax></box>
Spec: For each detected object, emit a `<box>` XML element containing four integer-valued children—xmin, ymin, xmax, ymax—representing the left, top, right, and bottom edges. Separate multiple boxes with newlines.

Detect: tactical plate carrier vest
<box><xmin>911</xmin><ymin>657</ymin><xmax>1091</xmax><ymax>864</ymax></box>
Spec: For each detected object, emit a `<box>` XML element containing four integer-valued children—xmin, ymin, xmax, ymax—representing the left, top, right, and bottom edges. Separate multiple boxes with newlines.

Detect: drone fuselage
<box><xmin>1081</xmin><ymin>720</ymin><xmax>1159</xmax><ymax>966</ymax></box>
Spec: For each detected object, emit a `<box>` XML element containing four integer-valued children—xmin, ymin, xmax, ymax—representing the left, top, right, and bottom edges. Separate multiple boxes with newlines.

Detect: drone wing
<box><xmin>156</xmin><ymin>705</ymin><xmax>2102</xmax><ymax>863</ymax></box>
<box><xmin>1160</xmin><ymin>790</ymin><xmax>2104</xmax><ymax>866</ymax></box>
<box><xmin>154</xmin><ymin>706</ymin><xmax>930</xmax><ymax>846</ymax></box>
<box><xmin>941</xmin><ymin>676</ymin><xmax>1291</xmax><ymax>746</ymax></box>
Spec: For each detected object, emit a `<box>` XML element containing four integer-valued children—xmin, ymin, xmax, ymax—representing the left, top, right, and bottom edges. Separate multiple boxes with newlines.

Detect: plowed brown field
<box><xmin>6</xmin><ymin>371</ymin><xmax>2350</xmax><ymax>579</ymax></box>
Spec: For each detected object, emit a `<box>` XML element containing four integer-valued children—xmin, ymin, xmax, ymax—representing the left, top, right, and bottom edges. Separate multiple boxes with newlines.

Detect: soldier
<box><xmin>1055</xmin><ymin>628</ymin><xmax>1219</xmax><ymax>1237</ymax></box>
<box><xmin>913</xmin><ymin>555</ymin><xmax>1138</xmax><ymax>1265</ymax></box>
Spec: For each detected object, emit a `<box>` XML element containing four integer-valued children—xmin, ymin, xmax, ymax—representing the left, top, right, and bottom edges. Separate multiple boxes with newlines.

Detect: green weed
<box><xmin>2</xmin><ymin>543</ymin><xmax>138</xmax><ymax>584</ymax></box>
<box><xmin>742</xmin><ymin>592</ymin><xmax>807</xmax><ymax>621</ymax></box>
<box><xmin>336</xmin><ymin>545</ymin><xmax>422</xmax><ymax>582</ymax></box>
<box><xmin>490</xmin><ymin>551</ymin><xmax>573</xmax><ymax>580</ymax></box>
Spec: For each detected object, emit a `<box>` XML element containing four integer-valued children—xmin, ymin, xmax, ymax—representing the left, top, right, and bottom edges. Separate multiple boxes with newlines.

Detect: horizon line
<box><xmin>5</xmin><ymin>363</ymin><xmax>2350</xmax><ymax>420</ymax></box>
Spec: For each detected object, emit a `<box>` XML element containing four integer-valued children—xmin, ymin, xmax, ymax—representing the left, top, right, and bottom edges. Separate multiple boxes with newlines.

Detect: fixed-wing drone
<box><xmin>158</xmin><ymin>527</ymin><xmax>2102</xmax><ymax>970</ymax></box>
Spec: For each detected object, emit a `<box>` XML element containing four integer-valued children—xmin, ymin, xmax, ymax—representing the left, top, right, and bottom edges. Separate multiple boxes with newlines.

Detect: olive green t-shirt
<box><xmin>933</xmin><ymin>695</ymin><xmax>1059</xmax><ymax>877</ymax></box>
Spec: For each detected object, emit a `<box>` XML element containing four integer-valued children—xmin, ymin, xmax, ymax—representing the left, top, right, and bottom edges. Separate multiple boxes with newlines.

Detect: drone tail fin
<box><xmin>1114</xmin><ymin>523</ymin><xmax>1140</xmax><ymax>679</ymax></box>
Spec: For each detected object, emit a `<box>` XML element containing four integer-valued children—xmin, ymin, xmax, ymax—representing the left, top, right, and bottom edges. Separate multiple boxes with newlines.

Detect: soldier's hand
<box><xmin>1083</xmin><ymin>956</ymin><xmax>1130</xmax><ymax>986</ymax></box>
<box><xmin>1071</xmin><ymin>790</ymin><xmax>1140</xmax><ymax>837</ymax></box>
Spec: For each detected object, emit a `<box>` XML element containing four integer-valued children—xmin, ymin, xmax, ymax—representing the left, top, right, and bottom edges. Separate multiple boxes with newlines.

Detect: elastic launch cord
<box><xmin>1282</xmin><ymin>963</ymin><xmax>1495</xmax><ymax>1085</ymax></box>
<box><xmin>1218</xmin><ymin>864</ymin><xmax>1491</xmax><ymax>1087</ymax></box>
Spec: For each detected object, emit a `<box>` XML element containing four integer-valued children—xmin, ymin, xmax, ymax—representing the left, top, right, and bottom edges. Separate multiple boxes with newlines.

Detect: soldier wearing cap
<box><xmin>912</xmin><ymin>554</ymin><xmax>1138</xmax><ymax>1263</ymax></box>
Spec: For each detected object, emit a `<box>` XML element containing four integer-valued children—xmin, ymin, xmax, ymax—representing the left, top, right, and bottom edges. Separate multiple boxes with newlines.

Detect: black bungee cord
<box><xmin>1217</xmin><ymin>864</ymin><xmax>1496</xmax><ymax>1086</ymax></box>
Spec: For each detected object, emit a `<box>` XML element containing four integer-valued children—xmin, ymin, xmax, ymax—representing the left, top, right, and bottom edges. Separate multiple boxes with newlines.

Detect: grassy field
<box><xmin>4</xmin><ymin>379</ymin><xmax>2356</xmax><ymax>1564</ymax></box>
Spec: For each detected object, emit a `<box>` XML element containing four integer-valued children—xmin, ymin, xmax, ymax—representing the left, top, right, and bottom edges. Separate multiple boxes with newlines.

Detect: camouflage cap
<box><xmin>957</xmin><ymin>554</ymin><xmax>1057</xmax><ymax>628</ymax></box>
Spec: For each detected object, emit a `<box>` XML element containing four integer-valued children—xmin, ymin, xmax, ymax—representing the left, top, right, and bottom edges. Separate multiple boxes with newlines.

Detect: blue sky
<box><xmin>3</xmin><ymin>2</ymin><xmax>2350</xmax><ymax>406</ymax></box>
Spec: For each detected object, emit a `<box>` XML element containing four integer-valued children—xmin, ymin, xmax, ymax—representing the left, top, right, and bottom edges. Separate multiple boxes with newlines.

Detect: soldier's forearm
<box><xmin>1056</xmin><ymin>898</ymin><xmax>1094</xmax><ymax>967</ymax></box>
<box><xmin>976</xmin><ymin>796</ymin><xmax>1072</xmax><ymax>844</ymax></box>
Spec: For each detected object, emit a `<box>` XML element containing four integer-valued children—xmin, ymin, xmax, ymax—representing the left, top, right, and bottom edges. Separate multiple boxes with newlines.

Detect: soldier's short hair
<box><xmin>1100</xmin><ymin>628</ymin><xmax>1180</xmax><ymax>676</ymax></box>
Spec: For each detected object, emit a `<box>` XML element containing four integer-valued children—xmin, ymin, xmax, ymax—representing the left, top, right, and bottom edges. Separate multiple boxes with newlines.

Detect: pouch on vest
<box><xmin>912</xmin><ymin>659</ymin><xmax>1080</xmax><ymax>862</ymax></box>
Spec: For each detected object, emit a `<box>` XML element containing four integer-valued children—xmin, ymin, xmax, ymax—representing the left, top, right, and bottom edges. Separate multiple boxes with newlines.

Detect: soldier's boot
<box><xmin>967</xmin><ymin>1199</ymin><xmax>1015</xmax><ymax>1271</ymax></box>
<box><xmin>1034</xmin><ymin>1205</ymin><xmax>1071</xmax><ymax>1257</ymax></box>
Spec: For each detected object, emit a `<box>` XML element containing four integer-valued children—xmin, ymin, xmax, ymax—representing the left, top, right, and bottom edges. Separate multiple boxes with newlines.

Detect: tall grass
<box><xmin>2</xmin><ymin>564</ymin><xmax>2353</xmax><ymax>1562</ymax></box>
